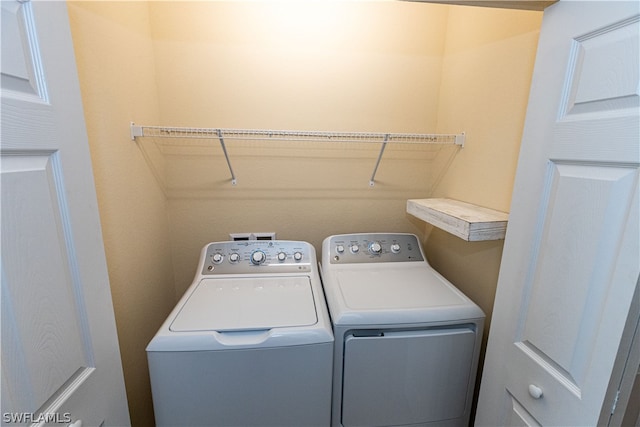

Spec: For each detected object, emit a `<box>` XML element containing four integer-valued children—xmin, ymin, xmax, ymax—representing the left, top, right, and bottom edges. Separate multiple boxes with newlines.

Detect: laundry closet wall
<box><xmin>148</xmin><ymin>1</ymin><xmax>453</xmax><ymax>296</ymax></box>
<box><xmin>67</xmin><ymin>2</ymin><xmax>176</xmax><ymax>425</ymax></box>
<box><xmin>67</xmin><ymin>1</ymin><xmax>541</xmax><ymax>425</ymax></box>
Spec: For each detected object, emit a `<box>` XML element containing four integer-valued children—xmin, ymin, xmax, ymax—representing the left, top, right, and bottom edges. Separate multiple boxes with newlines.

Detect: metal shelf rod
<box><xmin>369</xmin><ymin>134</ymin><xmax>389</xmax><ymax>187</ymax></box>
<box><xmin>216</xmin><ymin>129</ymin><xmax>237</xmax><ymax>186</ymax></box>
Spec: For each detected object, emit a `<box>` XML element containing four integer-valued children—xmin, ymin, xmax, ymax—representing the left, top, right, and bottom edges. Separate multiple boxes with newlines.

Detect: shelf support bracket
<box><xmin>130</xmin><ymin>122</ymin><xmax>143</xmax><ymax>140</ymax></box>
<box><xmin>217</xmin><ymin>130</ymin><xmax>237</xmax><ymax>185</ymax></box>
<box><xmin>369</xmin><ymin>134</ymin><xmax>390</xmax><ymax>187</ymax></box>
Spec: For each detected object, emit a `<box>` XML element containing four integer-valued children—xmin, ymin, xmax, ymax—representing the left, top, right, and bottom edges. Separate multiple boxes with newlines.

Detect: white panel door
<box><xmin>1</xmin><ymin>1</ymin><xmax>130</xmax><ymax>426</ymax></box>
<box><xmin>476</xmin><ymin>1</ymin><xmax>639</xmax><ymax>426</ymax></box>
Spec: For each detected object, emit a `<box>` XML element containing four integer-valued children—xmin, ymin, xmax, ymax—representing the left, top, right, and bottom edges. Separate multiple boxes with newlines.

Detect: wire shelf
<box><xmin>131</xmin><ymin>124</ymin><xmax>464</xmax><ymax>146</ymax></box>
<box><xmin>129</xmin><ymin>123</ymin><xmax>464</xmax><ymax>186</ymax></box>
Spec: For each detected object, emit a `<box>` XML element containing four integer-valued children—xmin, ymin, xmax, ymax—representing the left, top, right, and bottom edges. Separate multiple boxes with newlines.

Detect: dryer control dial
<box><xmin>251</xmin><ymin>250</ymin><xmax>266</xmax><ymax>265</ymax></box>
<box><xmin>369</xmin><ymin>242</ymin><xmax>382</xmax><ymax>254</ymax></box>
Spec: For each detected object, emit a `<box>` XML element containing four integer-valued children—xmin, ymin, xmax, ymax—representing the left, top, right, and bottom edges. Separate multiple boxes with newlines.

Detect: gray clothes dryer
<box><xmin>321</xmin><ymin>233</ymin><xmax>485</xmax><ymax>427</ymax></box>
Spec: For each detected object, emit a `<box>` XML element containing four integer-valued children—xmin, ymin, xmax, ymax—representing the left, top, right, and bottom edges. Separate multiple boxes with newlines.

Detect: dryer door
<box><xmin>342</xmin><ymin>327</ymin><xmax>476</xmax><ymax>427</ymax></box>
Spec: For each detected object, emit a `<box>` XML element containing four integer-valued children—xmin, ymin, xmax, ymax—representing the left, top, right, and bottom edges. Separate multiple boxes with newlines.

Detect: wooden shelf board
<box><xmin>407</xmin><ymin>198</ymin><xmax>509</xmax><ymax>241</ymax></box>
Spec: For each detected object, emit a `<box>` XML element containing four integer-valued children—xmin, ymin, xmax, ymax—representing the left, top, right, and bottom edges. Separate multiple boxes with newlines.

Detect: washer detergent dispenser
<box><xmin>321</xmin><ymin>233</ymin><xmax>485</xmax><ymax>427</ymax></box>
<box><xmin>147</xmin><ymin>240</ymin><xmax>333</xmax><ymax>427</ymax></box>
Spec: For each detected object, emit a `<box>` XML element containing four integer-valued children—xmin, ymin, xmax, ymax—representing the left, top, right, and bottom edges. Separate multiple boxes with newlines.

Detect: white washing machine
<box><xmin>321</xmin><ymin>233</ymin><xmax>485</xmax><ymax>427</ymax></box>
<box><xmin>147</xmin><ymin>240</ymin><xmax>333</xmax><ymax>427</ymax></box>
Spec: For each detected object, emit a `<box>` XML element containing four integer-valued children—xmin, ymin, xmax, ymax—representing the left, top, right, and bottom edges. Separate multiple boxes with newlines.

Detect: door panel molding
<box><xmin>0</xmin><ymin>0</ymin><xmax>48</xmax><ymax>102</ymax></box>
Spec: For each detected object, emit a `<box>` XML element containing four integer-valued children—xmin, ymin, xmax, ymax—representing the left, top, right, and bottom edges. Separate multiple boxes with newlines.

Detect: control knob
<box><xmin>229</xmin><ymin>253</ymin><xmax>240</xmax><ymax>263</ymax></box>
<box><xmin>293</xmin><ymin>252</ymin><xmax>303</xmax><ymax>261</ymax></box>
<box><xmin>390</xmin><ymin>243</ymin><xmax>401</xmax><ymax>253</ymax></box>
<box><xmin>369</xmin><ymin>242</ymin><xmax>382</xmax><ymax>254</ymax></box>
<box><xmin>250</xmin><ymin>250</ymin><xmax>266</xmax><ymax>265</ymax></box>
<box><xmin>277</xmin><ymin>252</ymin><xmax>287</xmax><ymax>262</ymax></box>
<box><xmin>350</xmin><ymin>244</ymin><xmax>359</xmax><ymax>254</ymax></box>
<box><xmin>212</xmin><ymin>253</ymin><xmax>224</xmax><ymax>264</ymax></box>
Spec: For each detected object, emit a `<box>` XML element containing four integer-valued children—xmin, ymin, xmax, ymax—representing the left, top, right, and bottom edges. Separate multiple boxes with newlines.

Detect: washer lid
<box><xmin>170</xmin><ymin>276</ymin><xmax>317</xmax><ymax>332</ymax></box>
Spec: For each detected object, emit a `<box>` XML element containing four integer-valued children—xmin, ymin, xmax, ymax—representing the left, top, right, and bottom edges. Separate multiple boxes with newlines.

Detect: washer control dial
<box><xmin>212</xmin><ymin>253</ymin><xmax>224</xmax><ymax>264</ymax></box>
<box><xmin>229</xmin><ymin>253</ymin><xmax>240</xmax><ymax>263</ymax></box>
<box><xmin>336</xmin><ymin>245</ymin><xmax>345</xmax><ymax>254</ymax></box>
<box><xmin>277</xmin><ymin>252</ymin><xmax>287</xmax><ymax>262</ymax></box>
<box><xmin>251</xmin><ymin>250</ymin><xmax>266</xmax><ymax>265</ymax></box>
<box><xmin>390</xmin><ymin>243</ymin><xmax>401</xmax><ymax>253</ymax></box>
<box><xmin>369</xmin><ymin>242</ymin><xmax>382</xmax><ymax>254</ymax></box>
<box><xmin>293</xmin><ymin>251</ymin><xmax>303</xmax><ymax>261</ymax></box>
<box><xmin>350</xmin><ymin>244</ymin><xmax>359</xmax><ymax>254</ymax></box>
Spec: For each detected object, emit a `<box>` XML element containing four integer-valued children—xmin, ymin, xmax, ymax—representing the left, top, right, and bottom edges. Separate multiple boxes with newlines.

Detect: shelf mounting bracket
<box><xmin>130</xmin><ymin>122</ymin><xmax>143</xmax><ymax>140</ymax></box>
<box><xmin>369</xmin><ymin>134</ymin><xmax>390</xmax><ymax>187</ymax></box>
<box><xmin>217</xmin><ymin>129</ymin><xmax>237</xmax><ymax>185</ymax></box>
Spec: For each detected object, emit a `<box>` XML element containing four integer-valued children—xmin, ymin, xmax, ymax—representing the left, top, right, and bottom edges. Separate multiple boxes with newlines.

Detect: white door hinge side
<box><xmin>610</xmin><ymin>389</ymin><xmax>621</xmax><ymax>415</ymax></box>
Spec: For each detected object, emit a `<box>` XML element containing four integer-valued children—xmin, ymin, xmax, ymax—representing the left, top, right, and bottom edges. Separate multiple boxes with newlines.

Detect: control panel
<box><xmin>328</xmin><ymin>233</ymin><xmax>425</xmax><ymax>264</ymax></box>
<box><xmin>201</xmin><ymin>240</ymin><xmax>312</xmax><ymax>275</ymax></box>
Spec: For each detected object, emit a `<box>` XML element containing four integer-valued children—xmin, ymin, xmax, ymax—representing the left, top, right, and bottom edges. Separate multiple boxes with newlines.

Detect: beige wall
<box><xmin>67</xmin><ymin>1</ymin><xmax>542</xmax><ymax>424</ymax></box>
<box><xmin>67</xmin><ymin>2</ymin><xmax>176</xmax><ymax>425</ymax></box>
<box><xmin>149</xmin><ymin>1</ymin><xmax>448</xmax><ymax>131</ymax></box>
<box><xmin>435</xmin><ymin>6</ymin><xmax>542</xmax><ymax>211</ymax></box>
<box><xmin>147</xmin><ymin>1</ymin><xmax>458</xmax><ymax>295</ymax></box>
